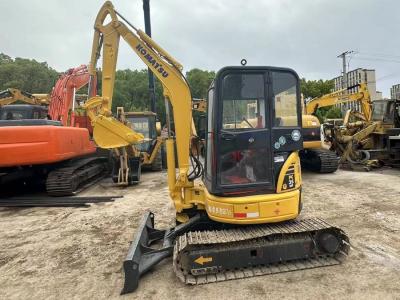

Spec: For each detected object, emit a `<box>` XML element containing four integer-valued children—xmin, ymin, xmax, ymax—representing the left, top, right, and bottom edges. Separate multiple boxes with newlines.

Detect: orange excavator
<box><xmin>0</xmin><ymin>65</ymin><xmax>108</xmax><ymax>196</ymax></box>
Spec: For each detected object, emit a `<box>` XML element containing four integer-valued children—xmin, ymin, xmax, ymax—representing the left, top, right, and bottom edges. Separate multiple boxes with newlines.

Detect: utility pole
<box><xmin>337</xmin><ymin>50</ymin><xmax>353</xmax><ymax>90</ymax></box>
<box><xmin>143</xmin><ymin>0</ymin><xmax>156</xmax><ymax>113</ymax></box>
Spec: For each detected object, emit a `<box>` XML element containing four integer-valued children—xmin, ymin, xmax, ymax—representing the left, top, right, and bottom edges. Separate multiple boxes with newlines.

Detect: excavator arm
<box><xmin>48</xmin><ymin>65</ymin><xmax>95</xmax><ymax>126</ymax></box>
<box><xmin>305</xmin><ymin>83</ymin><xmax>372</xmax><ymax>121</ymax></box>
<box><xmin>85</xmin><ymin>1</ymin><xmax>192</xmax><ymax>184</ymax></box>
<box><xmin>0</xmin><ymin>88</ymin><xmax>49</xmax><ymax>106</ymax></box>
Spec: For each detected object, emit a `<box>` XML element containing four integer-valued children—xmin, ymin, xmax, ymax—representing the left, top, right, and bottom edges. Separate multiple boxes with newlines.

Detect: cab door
<box><xmin>214</xmin><ymin>69</ymin><xmax>274</xmax><ymax>195</ymax></box>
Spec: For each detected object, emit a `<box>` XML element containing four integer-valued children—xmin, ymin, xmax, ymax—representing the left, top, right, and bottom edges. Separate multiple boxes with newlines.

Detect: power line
<box><xmin>376</xmin><ymin>72</ymin><xmax>400</xmax><ymax>82</ymax></box>
<box><xmin>353</xmin><ymin>56</ymin><xmax>400</xmax><ymax>64</ymax></box>
<box><xmin>357</xmin><ymin>51</ymin><xmax>400</xmax><ymax>59</ymax></box>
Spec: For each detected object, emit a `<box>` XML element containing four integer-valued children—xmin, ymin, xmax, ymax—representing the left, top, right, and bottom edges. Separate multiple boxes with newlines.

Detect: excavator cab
<box><xmin>204</xmin><ymin>67</ymin><xmax>303</xmax><ymax>196</ymax></box>
<box><xmin>125</xmin><ymin>112</ymin><xmax>158</xmax><ymax>153</ymax></box>
<box><xmin>372</xmin><ymin>99</ymin><xmax>400</xmax><ymax>127</ymax></box>
<box><xmin>0</xmin><ymin>105</ymin><xmax>48</xmax><ymax>120</ymax></box>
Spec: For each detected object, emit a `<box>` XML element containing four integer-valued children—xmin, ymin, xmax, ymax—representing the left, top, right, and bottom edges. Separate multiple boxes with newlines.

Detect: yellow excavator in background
<box><xmin>116</xmin><ymin>108</ymin><xmax>164</xmax><ymax>172</ymax></box>
<box><xmin>89</xmin><ymin>2</ymin><xmax>350</xmax><ymax>294</ymax></box>
<box><xmin>305</xmin><ymin>83</ymin><xmax>372</xmax><ymax>121</ymax></box>
<box><xmin>0</xmin><ymin>88</ymin><xmax>50</xmax><ymax>107</ymax></box>
<box><xmin>300</xmin><ymin>83</ymin><xmax>371</xmax><ymax>172</ymax></box>
<box><xmin>315</xmin><ymin>87</ymin><xmax>400</xmax><ymax>168</ymax></box>
<box><xmin>0</xmin><ymin>88</ymin><xmax>50</xmax><ymax>121</ymax></box>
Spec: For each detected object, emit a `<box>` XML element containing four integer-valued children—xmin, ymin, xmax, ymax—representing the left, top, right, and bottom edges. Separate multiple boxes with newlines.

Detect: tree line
<box><xmin>0</xmin><ymin>53</ymin><xmax>339</xmax><ymax>123</ymax></box>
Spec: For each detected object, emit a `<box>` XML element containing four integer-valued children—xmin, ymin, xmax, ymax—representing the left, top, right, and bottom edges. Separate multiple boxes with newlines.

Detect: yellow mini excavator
<box><xmin>88</xmin><ymin>2</ymin><xmax>350</xmax><ymax>294</ymax></box>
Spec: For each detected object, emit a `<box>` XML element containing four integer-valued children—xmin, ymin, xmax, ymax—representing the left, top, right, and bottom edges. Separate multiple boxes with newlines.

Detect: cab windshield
<box><xmin>222</xmin><ymin>74</ymin><xmax>266</xmax><ymax>130</ymax></box>
<box><xmin>372</xmin><ymin>101</ymin><xmax>387</xmax><ymax>121</ymax></box>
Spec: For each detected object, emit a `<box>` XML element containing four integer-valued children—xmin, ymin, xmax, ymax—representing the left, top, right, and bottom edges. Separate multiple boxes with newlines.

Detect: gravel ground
<box><xmin>0</xmin><ymin>168</ymin><xmax>399</xmax><ymax>300</ymax></box>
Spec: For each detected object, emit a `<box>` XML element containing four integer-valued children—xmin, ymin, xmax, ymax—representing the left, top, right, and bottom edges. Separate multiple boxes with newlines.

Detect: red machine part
<box><xmin>48</xmin><ymin>65</ymin><xmax>96</xmax><ymax>127</ymax></box>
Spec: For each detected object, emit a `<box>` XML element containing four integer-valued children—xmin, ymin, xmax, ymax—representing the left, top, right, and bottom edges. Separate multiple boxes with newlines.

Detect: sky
<box><xmin>0</xmin><ymin>0</ymin><xmax>399</xmax><ymax>97</ymax></box>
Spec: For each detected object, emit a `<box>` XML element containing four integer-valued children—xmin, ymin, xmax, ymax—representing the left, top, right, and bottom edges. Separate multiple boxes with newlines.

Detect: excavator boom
<box><xmin>48</xmin><ymin>65</ymin><xmax>95</xmax><ymax>127</ymax></box>
<box><xmin>305</xmin><ymin>83</ymin><xmax>372</xmax><ymax>121</ymax></box>
<box><xmin>0</xmin><ymin>88</ymin><xmax>49</xmax><ymax>106</ymax></box>
<box><xmin>86</xmin><ymin>1</ymin><xmax>191</xmax><ymax>173</ymax></box>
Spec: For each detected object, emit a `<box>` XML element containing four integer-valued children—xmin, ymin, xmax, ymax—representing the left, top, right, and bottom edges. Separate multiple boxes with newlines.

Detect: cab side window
<box><xmin>272</xmin><ymin>72</ymin><xmax>299</xmax><ymax>127</ymax></box>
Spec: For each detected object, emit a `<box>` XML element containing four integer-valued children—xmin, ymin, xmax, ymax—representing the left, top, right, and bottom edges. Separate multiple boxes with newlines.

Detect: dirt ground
<box><xmin>1</xmin><ymin>168</ymin><xmax>400</xmax><ymax>300</ymax></box>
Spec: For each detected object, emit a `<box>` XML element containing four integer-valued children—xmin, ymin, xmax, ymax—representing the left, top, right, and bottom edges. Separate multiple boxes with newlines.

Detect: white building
<box><xmin>391</xmin><ymin>84</ymin><xmax>400</xmax><ymax>99</ymax></box>
<box><xmin>332</xmin><ymin>68</ymin><xmax>381</xmax><ymax>112</ymax></box>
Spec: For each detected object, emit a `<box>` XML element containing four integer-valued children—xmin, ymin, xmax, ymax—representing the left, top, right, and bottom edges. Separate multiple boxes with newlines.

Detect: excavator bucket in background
<box><xmin>92</xmin><ymin>115</ymin><xmax>144</xmax><ymax>149</ymax></box>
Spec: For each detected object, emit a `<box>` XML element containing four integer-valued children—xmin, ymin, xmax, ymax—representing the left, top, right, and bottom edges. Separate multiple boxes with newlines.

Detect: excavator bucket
<box><xmin>92</xmin><ymin>115</ymin><xmax>144</xmax><ymax>149</ymax></box>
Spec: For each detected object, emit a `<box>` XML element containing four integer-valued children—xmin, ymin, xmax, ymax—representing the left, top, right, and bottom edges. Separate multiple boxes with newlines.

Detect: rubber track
<box><xmin>301</xmin><ymin>149</ymin><xmax>339</xmax><ymax>173</ymax></box>
<box><xmin>173</xmin><ymin>218</ymin><xmax>350</xmax><ymax>285</ymax></box>
<box><xmin>46</xmin><ymin>157</ymin><xmax>107</xmax><ymax>196</ymax></box>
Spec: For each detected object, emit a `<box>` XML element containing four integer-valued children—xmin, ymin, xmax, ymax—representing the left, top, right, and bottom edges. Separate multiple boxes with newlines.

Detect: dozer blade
<box><xmin>92</xmin><ymin>115</ymin><xmax>144</xmax><ymax>149</ymax></box>
<box><xmin>121</xmin><ymin>212</ymin><xmax>202</xmax><ymax>294</ymax></box>
<box><xmin>121</xmin><ymin>212</ymin><xmax>171</xmax><ymax>294</ymax></box>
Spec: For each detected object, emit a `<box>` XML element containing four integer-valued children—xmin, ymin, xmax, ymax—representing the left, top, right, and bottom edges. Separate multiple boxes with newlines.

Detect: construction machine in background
<box><xmin>0</xmin><ymin>88</ymin><xmax>50</xmax><ymax>121</ymax></box>
<box><xmin>0</xmin><ymin>66</ymin><xmax>108</xmax><ymax>196</ymax></box>
<box><xmin>300</xmin><ymin>83</ymin><xmax>372</xmax><ymax>172</ymax></box>
<box><xmin>112</xmin><ymin>108</ymin><xmax>164</xmax><ymax>180</ymax></box>
<box><xmin>304</xmin><ymin>83</ymin><xmax>372</xmax><ymax>121</ymax></box>
<box><xmin>303</xmin><ymin>83</ymin><xmax>400</xmax><ymax>169</ymax></box>
<box><xmin>86</xmin><ymin>2</ymin><xmax>350</xmax><ymax>294</ymax></box>
<box><xmin>0</xmin><ymin>88</ymin><xmax>49</xmax><ymax>107</ymax></box>
<box><xmin>326</xmin><ymin>98</ymin><xmax>400</xmax><ymax>168</ymax></box>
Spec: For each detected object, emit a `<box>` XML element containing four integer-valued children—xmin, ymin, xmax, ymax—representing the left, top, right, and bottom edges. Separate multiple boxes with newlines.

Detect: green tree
<box><xmin>325</xmin><ymin>106</ymin><xmax>342</xmax><ymax>119</ymax></box>
<box><xmin>108</xmin><ymin>68</ymin><xmax>216</xmax><ymax>125</ymax></box>
<box><xmin>301</xmin><ymin>78</ymin><xmax>335</xmax><ymax>122</ymax></box>
<box><xmin>186</xmin><ymin>69</ymin><xmax>215</xmax><ymax>99</ymax></box>
<box><xmin>185</xmin><ymin>69</ymin><xmax>215</xmax><ymax>129</ymax></box>
<box><xmin>0</xmin><ymin>53</ymin><xmax>58</xmax><ymax>93</ymax></box>
<box><xmin>300</xmin><ymin>78</ymin><xmax>333</xmax><ymax>99</ymax></box>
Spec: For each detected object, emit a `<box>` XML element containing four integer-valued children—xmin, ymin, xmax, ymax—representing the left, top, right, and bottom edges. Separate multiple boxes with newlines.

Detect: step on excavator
<box><xmin>87</xmin><ymin>1</ymin><xmax>350</xmax><ymax>294</ymax></box>
<box><xmin>0</xmin><ymin>66</ymin><xmax>108</xmax><ymax>196</ymax></box>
